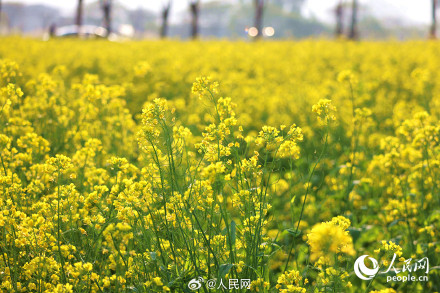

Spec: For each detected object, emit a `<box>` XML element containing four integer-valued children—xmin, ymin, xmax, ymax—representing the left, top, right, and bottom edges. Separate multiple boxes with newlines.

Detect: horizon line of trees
<box><xmin>0</xmin><ymin>0</ymin><xmax>438</xmax><ymax>39</ymax></box>
<box><xmin>73</xmin><ymin>0</ymin><xmax>440</xmax><ymax>40</ymax></box>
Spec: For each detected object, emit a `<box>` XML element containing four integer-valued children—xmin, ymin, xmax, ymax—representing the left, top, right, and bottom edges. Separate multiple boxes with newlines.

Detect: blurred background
<box><xmin>0</xmin><ymin>0</ymin><xmax>437</xmax><ymax>40</ymax></box>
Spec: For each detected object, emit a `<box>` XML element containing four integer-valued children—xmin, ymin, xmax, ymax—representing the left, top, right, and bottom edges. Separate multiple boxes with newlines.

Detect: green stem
<box><xmin>284</xmin><ymin>125</ymin><xmax>329</xmax><ymax>272</ymax></box>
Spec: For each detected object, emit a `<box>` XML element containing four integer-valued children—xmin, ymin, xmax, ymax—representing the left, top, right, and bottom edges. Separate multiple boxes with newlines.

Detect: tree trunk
<box><xmin>160</xmin><ymin>1</ymin><xmax>171</xmax><ymax>38</ymax></box>
<box><xmin>335</xmin><ymin>0</ymin><xmax>343</xmax><ymax>38</ymax></box>
<box><xmin>102</xmin><ymin>0</ymin><xmax>112</xmax><ymax>37</ymax></box>
<box><xmin>76</xmin><ymin>0</ymin><xmax>83</xmax><ymax>36</ymax></box>
<box><xmin>431</xmin><ymin>0</ymin><xmax>437</xmax><ymax>39</ymax></box>
<box><xmin>190</xmin><ymin>0</ymin><xmax>199</xmax><ymax>39</ymax></box>
<box><xmin>254</xmin><ymin>0</ymin><xmax>264</xmax><ymax>39</ymax></box>
<box><xmin>0</xmin><ymin>0</ymin><xmax>2</xmax><ymax>29</ymax></box>
<box><xmin>348</xmin><ymin>0</ymin><xmax>358</xmax><ymax>40</ymax></box>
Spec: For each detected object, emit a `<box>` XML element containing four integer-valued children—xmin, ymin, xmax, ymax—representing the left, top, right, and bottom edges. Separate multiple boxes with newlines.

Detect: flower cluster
<box><xmin>312</xmin><ymin>99</ymin><xmax>337</xmax><ymax>126</ymax></box>
<box><xmin>307</xmin><ymin>216</ymin><xmax>355</xmax><ymax>263</ymax></box>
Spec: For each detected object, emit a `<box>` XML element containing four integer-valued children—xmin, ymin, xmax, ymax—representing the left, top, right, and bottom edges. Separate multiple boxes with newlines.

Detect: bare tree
<box><xmin>101</xmin><ymin>0</ymin><xmax>112</xmax><ymax>36</ymax></box>
<box><xmin>189</xmin><ymin>0</ymin><xmax>199</xmax><ymax>39</ymax></box>
<box><xmin>160</xmin><ymin>0</ymin><xmax>172</xmax><ymax>38</ymax></box>
<box><xmin>254</xmin><ymin>0</ymin><xmax>264</xmax><ymax>39</ymax></box>
<box><xmin>348</xmin><ymin>0</ymin><xmax>358</xmax><ymax>40</ymax></box>
<box><xmin>76</xmin><ymin>0</ymin><xmax>84</xmax><ymax>35</ymax></box>
<box><xmin>431</xmin><ymin>0</ymin><xmax>437</xmax><ymax>39</ymax></box>
<box><xmin>335</xmin><ymin>0</ymin><xmax>344</xmax><ymax>38</ymax></box>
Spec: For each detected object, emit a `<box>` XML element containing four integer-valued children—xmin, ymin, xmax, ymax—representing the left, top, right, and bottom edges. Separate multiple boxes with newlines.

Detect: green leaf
<box><xmin>348</xmin><ymin>227</ymin><xmax>362</xmax><ymax>243</ymax></box>
<box><xmin>230</xmin><ymin>220</ymin><xmax>236</xmax><ymax>245</ymax></box>
<box><xmin>219</xmin><ymin>263</ymin><xmax>233</xmax><ymax>279</ymax></box>
<box><xmin>286</xmin><ymin>228</ymin><xmax>301</xmax><ymax>237</ymax></box>
<box><xmin>388</xmin><ymin>219</ymin><xmax>404</xmax><ymax>228</ymax></box>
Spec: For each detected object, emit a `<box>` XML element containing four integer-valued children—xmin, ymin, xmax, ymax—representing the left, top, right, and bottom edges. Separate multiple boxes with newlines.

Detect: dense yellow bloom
<box><xmin>307</xmin><ymin>216</ymin><xmax>355</xmax><ymax>263</ymax></box>
<box><xmin>337</xmin><ymin>69</ymin><xmax>358</xmax><ymax>85</ymax></box>
<box><xmin>191</xmin><ymin>76</ymin><xmax>219</xmax><ymax>100</ymax></box>
<box><xmin>370</xmin><ymin>289</ymin><xmax>397</xmax><ymax>293</ymax></box>
<box><xmin>276</xmin><ymin>270</ymin><xmax>307</xmax><ymax>293</ymax></box>
<box><xmin>374</xmin><ymin>240</ymin><xmax>403</xmax><ymax>258</ymax></box>
<box><xmin>0</xmin><ymin>59</ymin><xmax>22</xmax><ymax>84</ymax></box>
<box><xmin>312</xmin><ymin>99</ymin><xmax>336</xmax><ymax>126</ymax></box>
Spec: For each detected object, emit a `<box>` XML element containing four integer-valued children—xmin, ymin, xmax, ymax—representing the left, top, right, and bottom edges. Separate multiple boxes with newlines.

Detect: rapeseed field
<box><xmin>0</xmin><ymin>38</ymin><xmax>439</xmax><ymax>292</ymax></box>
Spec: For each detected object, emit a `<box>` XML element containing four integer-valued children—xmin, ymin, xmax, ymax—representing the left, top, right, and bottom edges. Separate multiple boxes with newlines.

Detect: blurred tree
<box><xmin>101</xmin><ymin>0</ymin><xmax>112</xmax><ymax>36</ymax></box>
<box><xmin>189</xmin><ymin>0</ymin><xmax>199</xmax><ymax>39</ymax></box>
<box><xmin>272</xmin><ymin>0</ymin><xmax>304</xmax><ymax>14</ymax></box>
<box><xmin>189</xmin><ymin>0</ymin><xmax>200</xmax><ymax>39</ymax></box>
<box><xmin>128</xmin><ymin>8</ymin><xmax>156</xmax><ymax>36</ymax></box>
<box><xmin>348</xmin><ymin>0</ymin><xmax>358</xmax><ymax>40</ymax></box>
<box><xmin>335</xmin><ymin>0</ymin><xmax>343</xmax><ymax>38</ymax></box>
<box><xmin>358</xmin><ymin>16</ymin><xmax>389</xmax><ymax>39</ymax></box>
<box><xmin>76</xmin><ymin>0</ymin><xmax>83</xmax><ymax>34</ymax></box>
<box><xmin>254</xmin><ymin>0</ymin><xmax>264</xmax><ymax>39</ymax></box>
<box><xmin>160</xmin><ymin>0</ymin><xmax>172</xmax><ymax>38</ymax></box>
<box><xmin>430</xmin><ymin>0</ymin><xmax>437</xmax><ymax>39</ymax></box>
<box><xmin>229</xmin><ymin>1</ymin><xmax>327</xmax><ymax>39</ymax></box>
<box><xmin>0</xmin><ymin>0</ymin><xmax>2</xmax><ymax>28</ymax></box>
<box><xmin>199</xmin><ymin>1</ymin><xmax>231</xmax><ymax>37</ymax></box>
<box><xmin>49</xmin><ymin>23</ymin><xmax>56</xmax><ymax>36</ymax></box>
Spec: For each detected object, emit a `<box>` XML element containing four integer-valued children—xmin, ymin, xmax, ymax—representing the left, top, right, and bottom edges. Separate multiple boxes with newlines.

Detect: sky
<box><xmin>3</xmin><ymin>0</ymin><xmax>432</xmax><ymax>25</ymax></box>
